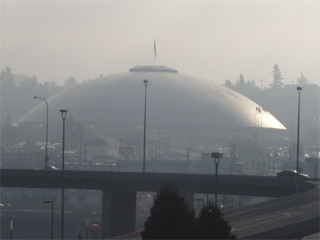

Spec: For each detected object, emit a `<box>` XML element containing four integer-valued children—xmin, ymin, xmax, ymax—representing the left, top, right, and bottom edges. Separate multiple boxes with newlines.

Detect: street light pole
<box><xmin>10</xmin><ymin>220</ymin><xmax>13</xmax><ymax>240</ymax></box>
<box><xmin>211</xmin><ymin>152</ymin><xmax>223</xmax><ymax>207</ymax></box>
<box><xmin>60</xmin><ymin>109</ymin><xmax>68</xmax><ymax>240</ymax></box>
<box><xmin>34</xmin><ymin>96</ymin><xmax>49</xmax><ymax>168</ymax></box>
<box><xmin>86</xmin><ymin>217</ymin><xmax>89</xmax><ymax>240</ymax></box>
<box><xmin>143</xmin><ymin>80</ymin><xmax>148</xmax><ymax>173</ymax></box>
<box><xmin>296</xmin><ymin>86</ymin><xmax>302</xmax><ymax>193</ymax></box>
<box><xmin>43</xmin><ymin>201</ymin><xmax>54</xmax><ymax>240</ymax></box>
<box><xmin>214</xmin><ymin>158</ymin><xmax>219</xmax><ymax>206</ymax></box>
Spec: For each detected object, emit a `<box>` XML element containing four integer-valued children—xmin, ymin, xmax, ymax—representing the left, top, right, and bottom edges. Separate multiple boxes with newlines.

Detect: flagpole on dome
<box><xmin>153</xmin><ymin>38</ymin><xmax>156</xmax><ymax>66</ymax></box>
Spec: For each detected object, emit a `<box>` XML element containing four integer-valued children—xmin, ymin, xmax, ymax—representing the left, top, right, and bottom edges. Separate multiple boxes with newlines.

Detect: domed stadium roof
<box><xmin>20</xmin><ymin>65</ymin><xmax>285</xmax><ymax>130</ymax></box>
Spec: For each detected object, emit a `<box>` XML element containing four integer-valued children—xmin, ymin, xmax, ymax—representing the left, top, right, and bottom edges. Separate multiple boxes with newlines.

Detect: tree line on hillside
<box><xmin>224</xmin><ymin>64</ymin><xmax>310</xmax><ymax>95</ymax></box>
<box><xmin>0</xmin><ymin>66</ymin><xmax>79</xmax><ymax>123</ymax></box>
<box><xmin>223</xmin><ymin>64</ymin><xmax>318</xmax><ymax>130</ymax></box>
<box><xmin>1</xmin><ymin>64</ymin><xmax>318</xmax><ymax>132</ymax></box>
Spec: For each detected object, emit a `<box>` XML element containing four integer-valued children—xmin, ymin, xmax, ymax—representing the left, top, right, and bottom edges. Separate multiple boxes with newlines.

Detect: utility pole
<box><xmin>143</xmin><ymin>80</ymin><xmax>148</xmax><ymax>173</ymax></box>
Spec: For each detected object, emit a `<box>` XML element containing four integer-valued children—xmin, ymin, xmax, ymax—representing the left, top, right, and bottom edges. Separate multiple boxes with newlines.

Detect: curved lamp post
<box><xmin>296</xmin><ymin>86</ymin><xmax>302</xmax><ymax>193</ymax></box>
<box><xmin>34</xmin><ymin>96</ymin><xmax>49</xmax><ymax>168</ymax></box>
<box><xmin>143</xmin><ymin>80</ymin><xmax>148</xmax><ymax>173</ymax></box>
<box><xmin>60</xmin><ymin>109</ymin><xmax>68</xmax><ymax>240</ymax></box>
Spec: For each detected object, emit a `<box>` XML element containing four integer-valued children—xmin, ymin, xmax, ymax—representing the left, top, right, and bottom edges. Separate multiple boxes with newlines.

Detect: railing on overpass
<box><xmin>0</xmin><ymin>169</ymin><xmax>315</xmax><ymax>196</ymax></box>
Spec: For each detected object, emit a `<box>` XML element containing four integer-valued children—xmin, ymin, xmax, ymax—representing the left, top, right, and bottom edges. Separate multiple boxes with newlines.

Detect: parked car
<box><xmin>277</xmin><ymin>170</ymin><xmax>309</xmax><ymax>180</ymax></box>
<box><xmin>43</xmin><ymin>165</ymin><xmax>59</xmax><ymax>170</ymax></box>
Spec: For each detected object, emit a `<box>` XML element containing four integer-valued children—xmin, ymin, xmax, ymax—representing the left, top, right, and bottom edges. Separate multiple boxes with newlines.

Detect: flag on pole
<box><xmin>154</xmin><ymin>38</ymin><xmax>156</xmax><ymax>58</ymax></box>
<box><xmin>256</xmin><ymin>106</ymin><xmax>260</xmax><ymax>113</ymax></box>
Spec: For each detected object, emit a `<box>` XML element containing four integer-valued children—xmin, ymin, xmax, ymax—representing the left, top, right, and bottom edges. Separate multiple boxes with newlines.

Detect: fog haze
<box><xmin>1</xmin><ymin>2</ymin><xmax>319</xmax><ymax>238</ymax></box>
<box><xmin>1</xmin><ymin>0</ymin><xmax>319</xmax><ymax>85</ymax></box>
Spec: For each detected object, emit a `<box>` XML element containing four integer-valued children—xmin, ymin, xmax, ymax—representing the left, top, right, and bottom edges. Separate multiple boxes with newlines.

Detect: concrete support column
<box><xmin>101</xmin><ymin>190</ymin><xmax>137</xmax><ymax>238</ymax></box>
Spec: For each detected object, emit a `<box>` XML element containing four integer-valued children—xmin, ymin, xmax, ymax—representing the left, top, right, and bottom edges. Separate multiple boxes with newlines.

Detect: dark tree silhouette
<box><xmin>64</xmin><ymin>76</ymin><xmax>78</xmax><ymax>87</ymax></box>
<box><xmin>236</xmin><ymin>73</ymin><xmax>246</xmax><ymax>90</ymax></box>
<box><xmin>141</xmin><ymin>185</ymin><xmax>195</xmax><ymax>239</ymax></box>
<box><xmin>142</xmin><ymin>185</ymin><xmax>236</xmax><ymax>239</ymax></box>
<box><xmin>271</xmin><ymin>64</ymin><xmax>283</xmax><ymax>89</ymax></box>
<box><xmin>224</xmin><ymin>79</ymin><xmax>234</xmax><ymax>89</ymax></box>
<box><xmin>195</xmin><ymin>203</ymin><xmax>236</xmax><ymax>239</ymax></box>
<box><xmin>0</xmin><ymin>67</ymin><xmax>63</xmax><ymax>123</ymax></box>
<box><xmin>297</xmin><ymin>72</ymin><xmax>308</xmax><ymax>85</ymax></box>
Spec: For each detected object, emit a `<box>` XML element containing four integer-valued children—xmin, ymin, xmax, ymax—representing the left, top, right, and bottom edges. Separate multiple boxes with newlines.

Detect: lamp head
<box><xmin>143</xmin><ymin>79</ymin><xmax>148</xmax><ymax>87</ymax></box>
<box><xmin>211</xmin><ymin>152</ymin><xmax>223</xmax><ymax>159</ymax></box>
<box><xmin>297</xmin><ymin>86</ymin><xmax>302</xmax><ymax>92</ymax></box>
<box><xmin>34</xmin><ymin>96</ymin><xmax>46</xmax><ymax>101</ymax></box>
<box><xmin>60</xmin><ymin>109</ymin><xmax>68</xmax><ymax>119</ymax></box>
<box><xmin>211</xmin><ymin>152</ymin><xmax>223</xmax><ymax>164</ymax></box>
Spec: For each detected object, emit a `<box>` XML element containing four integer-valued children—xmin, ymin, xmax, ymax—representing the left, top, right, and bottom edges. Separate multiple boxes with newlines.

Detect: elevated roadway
<box><xmin>1</xmin><ymin>169</ymin><xmax>319</xmax><ymax>238</ymax></box>
<box><xmin>225</xmin><ymin>184</ymin><xmax>319</xmax><ymax>239</ymax></box>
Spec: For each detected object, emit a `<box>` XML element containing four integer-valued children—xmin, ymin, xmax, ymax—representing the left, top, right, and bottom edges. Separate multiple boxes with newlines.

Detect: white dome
<box><xmin>21</xmin><ymin>65</ymin><xmax>285</xmax><ymax>130</ymax></box>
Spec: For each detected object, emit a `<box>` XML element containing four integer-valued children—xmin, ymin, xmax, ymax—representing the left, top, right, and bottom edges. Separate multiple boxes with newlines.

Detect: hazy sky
<box><xmin>1</xmin><ymin>0</ymin><xmax>319</xmax><ymax>86</ymax></box>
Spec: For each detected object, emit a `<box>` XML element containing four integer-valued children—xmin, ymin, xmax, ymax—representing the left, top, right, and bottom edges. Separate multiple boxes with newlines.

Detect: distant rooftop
<box><xmin>129</xmin><ymin>65</ymin><xmax>178</xmax><ymax>73</ymax></box>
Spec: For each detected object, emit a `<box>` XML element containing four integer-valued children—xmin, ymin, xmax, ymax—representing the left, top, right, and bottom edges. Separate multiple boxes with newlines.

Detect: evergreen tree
<box><xmin>1</xmin><ymin>67</ymin><xmax>17</xmax><ymax>121</ymax></box>
<box><xmin>248</xmin><ymin>79</ymin><xmax>256</xmax><ymax>88</ymax></box>
<box><xmin>64</xmin><ymin>76</ymin><xmax>78</xmax><ymax>87</ymax></box>
<box><xmin>195</xmin><ymin>203</ymin><xmax>236</xmax><ymax>239</ymax></box>
<box><xmin>1</xmin><ymin>66</ymin><xmax>15</xmax><ymax>89</ymax></box>
<box><xmin>224</xmin><ymin>79</ymin><xmax>234</xmax><ymax>89</ymax></box>
<box><xmin>271</xmin><ymin>64</ymin><xmax>283</xmax><ymax>89</ymax></box>
<box><xmin>239</xmin><ymin>74</ymin><xmax>246</xmax><ymax>88</ymax></box>
<box><xmin>142</xmin><ymin>185</ymin><xmax>236</xmax><ymax>239</ymax></box>
<box><xmin>297</xmin><ymin>72</ymin><xmax>308</xmax><ymax>85</ymax></box>
<box><xmin>141</xmin><ymin>185</ymin><xmax>195</xmax><ymax>239</ymax></box>
<box><xmin>236</xmin><ymin>74</ymin><xmax>246</xmax><ymax>90</ymax></box>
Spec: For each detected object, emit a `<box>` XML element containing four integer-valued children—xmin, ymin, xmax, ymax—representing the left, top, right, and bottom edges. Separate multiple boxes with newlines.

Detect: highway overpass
<box><xmin>1</xmin><ymin>169</ymin><xmax>318</xmax><ymax>238</ymax></box>
<box><xmin>225</xmin><ymin>185</ymin><xmax>319</xmax><ymax>239</ymax></box>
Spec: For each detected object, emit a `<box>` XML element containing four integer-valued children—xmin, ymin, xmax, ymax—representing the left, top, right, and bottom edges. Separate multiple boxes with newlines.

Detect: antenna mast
<box><xmin>153</xmin><ymin>38</ymin><xmax>156</xmax><ymax>66</ymax></box>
